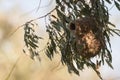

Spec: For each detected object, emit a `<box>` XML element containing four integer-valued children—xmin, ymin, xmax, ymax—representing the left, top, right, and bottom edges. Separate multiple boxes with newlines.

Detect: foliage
<box><xmin>23</xmin><ymin>22</ymin><xmax>42</xmax><ymax>61</ymax></box>
<box><xmin>23</xmin><ymin>0</ymin><xmax>120</xmax><ymax>79</ymax></box>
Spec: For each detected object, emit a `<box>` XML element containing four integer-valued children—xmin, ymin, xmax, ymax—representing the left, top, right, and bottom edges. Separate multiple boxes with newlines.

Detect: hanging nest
<box><xmin>69</xmin><ymin>17</ymin><xmax>104</xmax><ymax>58</ymax></box>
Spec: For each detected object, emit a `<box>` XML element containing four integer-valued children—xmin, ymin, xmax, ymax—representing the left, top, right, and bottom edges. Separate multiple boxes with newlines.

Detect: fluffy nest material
<box><xmin>69</xmin><ymin>17</ymin><xmax>104</xmax><ymax>58</ymax></box>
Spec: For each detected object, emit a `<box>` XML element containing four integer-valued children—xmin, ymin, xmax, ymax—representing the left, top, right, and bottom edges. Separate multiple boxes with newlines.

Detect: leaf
<box><xmin>23</xmin><ymin>49</ymin><xmax>26</xmax><ymax>53</ymax></box>
<box><xmin>46</xmin><ymin>49</ymin><xmax>52</xmax><ymax>60</ymax></box>
<box><xmin>110</xmin><ymin>29</ymin><xmax>120</xmax><ymax>36</ymax></box>
<box><xmin>38</xmin><ymin>37</ymin><xmax>43</xmax><ymax>39</ymax></box>
<box><xmin>101</xmin><ymin>50</ymin><xmax>105</xmax><ymax>65</ymax></box>
<box><xmin>114</xmin><ymin>1</ymin><xmax>120</xmax><ymax>10</ymax></box>
<box><xmin>51</xmin><ymin>39</ymin><xmax>56</xmax><ymax>52</ymax></box>
<box><xmin>56</xmin><ymin>9</ymin><xmax>66</xmax><ymax>20</ymax></box>
<box><xmin>29</xmin><ymin>40</ymin><xmax>38</xmax><ymax>49</ymax></box>
<box><xmin>106</xmin><ymin>59</ymin><xmax>114</xmax><ymax>69</ymax></box>
<box><xmin>108</xmin><ymin>22</ymin><xmax>116</xmax><ymax>27</ymax></box>
<box><xmin>87</xmin><ymin>61</ymin><xmax>102</xmax><ymax>79</ymax></box>
<box><xmin>118</xmin><ymin>0</ymin><xmax>120</xmax><ymax>2</ymax></box>
<box><xmin>105</xmin><ymin>0</ymin><xmax>112</xmax><ymax>4</ymax></box>
<box><xmin>48</xmin><ymin>45</ymin><xmax>54</xmax><ymax>57</ymax></box>
<box><xmin>63</xmin><ymin>0</ymin><xmax>72</xmax><ymax>8</ymax></box>
<box><xmin>29</xmin><ymin>48</ymin><xmax>35</xmax><ymax>60</ymax></box>
<box><xmin>106</xmin><ymin>48</ymin><xmax>112</xmax><ymax>62</ymax></box>
<box><xmin>56</xmin><ymin>0</ymin><xmax>61</xmax><ymax>5</ymax></box>
<box><xmin>61</xmin><ymin>5</ymin><xmax>65</xmax><ymax>12</ymax></box>
<box><xmin>51</xmin><ymin>21</ymin><xmax>61</xmax><ymax>31</ymax></box>
<box><xmin>104</xmin><ymin>30</ymin><xmax>111</xmax><ymax>48</ymax></box>
<box><xmin>51</xmin><ymin>15</ymin><xmax>58</xmax><ymax>19</ymax></box>
<box><xmin>33</xmin><ymin>51</ymin><xmax>41</xmax><ymax>61</ymax></box>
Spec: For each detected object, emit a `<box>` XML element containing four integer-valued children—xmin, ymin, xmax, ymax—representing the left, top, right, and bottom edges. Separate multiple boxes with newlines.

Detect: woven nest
<box><xmin>69</xmin><ymin>17</ymin><xmax>103</xmax><ymax>58</ymax></box>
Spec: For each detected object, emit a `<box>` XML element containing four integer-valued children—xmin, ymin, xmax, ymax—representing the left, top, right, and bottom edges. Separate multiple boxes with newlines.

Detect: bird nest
<box><xmin>69</xmin><ymin>17</ymin><xmax>103</xmax><ymax>58</ymax></box>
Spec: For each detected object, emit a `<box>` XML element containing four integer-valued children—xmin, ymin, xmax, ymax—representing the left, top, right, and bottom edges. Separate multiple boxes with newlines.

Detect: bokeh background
<box><xmin>0</xmin><ymin>0</ymin><xmax>120</xmax><ymax>80</ymax></box>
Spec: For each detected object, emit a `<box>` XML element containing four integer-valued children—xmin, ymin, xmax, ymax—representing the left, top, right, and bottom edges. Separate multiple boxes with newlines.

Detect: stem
<box><xmin>27</xmin><ymin>6</ymin><xmax>58</xmax><ymax>23</ymax></box>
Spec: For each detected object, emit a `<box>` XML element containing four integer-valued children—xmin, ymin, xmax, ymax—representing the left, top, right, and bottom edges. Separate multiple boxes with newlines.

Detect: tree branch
<box><xmin>27</xmin><ymin>6</ymin><xmax>58</xmax><ymax>23</ymax></box>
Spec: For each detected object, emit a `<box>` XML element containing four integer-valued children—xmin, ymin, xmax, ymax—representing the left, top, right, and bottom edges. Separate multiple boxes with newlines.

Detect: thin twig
<box><xmin>36</xmin><ymin>0</ymin><xmax>42</xmax><ymax>12</ymax></box>
<box><xmin>7</xmin><ymin>24</ymin><xmax>24</xmax><ymax>38</ymax></box>
<box><xmin>108</xmin><ymin>4</ymin><xmax>115</xmax><ymax>11</ymax></box>
<box><xmin>51</xmin><ymin>60</ymin><xmax>65</xmax><ymax>72</ymax></box>
<box><xmin>20</xmin><ymin>0</ymin><xmax>54</xmax><ymax>17</ymax></box>
<box><xmin>5</xmin><ymin>56</ymin><xmax>21</xmax><ymax>80</ymax></box>
<box><xmin>27</xmin><ymin>6</ymin><xmax>58</xmax><ymax>23</ymax></box>
<box><xmin>36</xmin><ymin>0</ymin><xmax>54</xmax><ymax>12</ymax></box>
<box><xmin>21</xmin><ymin>1</ymin><xmax>55</xmax><ymax>16</ymax></box>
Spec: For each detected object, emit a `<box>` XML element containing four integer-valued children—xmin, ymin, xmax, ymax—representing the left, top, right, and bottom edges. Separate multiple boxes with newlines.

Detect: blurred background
<box><xmin>0</xmin><ymin>0</ymin><xmax>120</xmax><ymax>80</ymax></box>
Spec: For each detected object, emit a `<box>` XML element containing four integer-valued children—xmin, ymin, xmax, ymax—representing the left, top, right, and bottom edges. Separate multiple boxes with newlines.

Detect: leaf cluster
<box><xmin>23</xmin><ymin>22</ymin><xmax>42</xmax><ymax>61</ymax></box>
<box><xmin>45</xmin><ymin>0</ymin><xmax>120</xmax><ymax>79</ymax></box>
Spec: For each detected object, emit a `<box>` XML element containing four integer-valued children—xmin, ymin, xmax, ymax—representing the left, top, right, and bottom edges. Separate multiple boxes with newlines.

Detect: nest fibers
<box><xmin>69</xmin><ymin>17</ymin><xmax>104</xmax><ymax>58</ymax></box>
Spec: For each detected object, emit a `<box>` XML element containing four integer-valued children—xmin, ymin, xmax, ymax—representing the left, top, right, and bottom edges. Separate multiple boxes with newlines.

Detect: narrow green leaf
<box><xmin>29</xmin><ymin>48</ymin><xmax>35</xmax><ymax>59</ymax></box>
<box><xmin>114</xmin><ymin>1</ymin><xmax>120</xmax><ymax>10</ymax></box>
<box><xmin>105</xmin><ymin>0</ymin><xmax>112</xmax><ymax>4</ymax></box>
<box><xmin>51</xmin><ymin>40</ymin><xmax>56</xmax><ymax>52</ymax></box>
<box><xmin>56</xmin><ymin>9</ymin><xmax>65</xmax><ymax>20</ymax></box>
<box><xmin>61</xmin><ymin>5</ymin><xmax>65</xmax><ymax>12</ymax></box>
<box><xmin>106</xmin><ymin>48</ymin><xmax>112</xmax><ymax>62</ymax></box>
<box><xmin>106</xmin><ymin>59</ymin><xmax>114</xmax><ymax>69</ymax></box>
<box><xmin>56</xmin><ymin>0</ymin><xmax>61</xmax><ymax>5</ymax></box>
<box><xmin>109</xmin><ymin>28</ymin><xmax>120</xmax><ymax>36</ymax></box>
<box><xmin>46</xmin><ymin>49</ymin><xmax>52</xmax><ymax>60</ymax></box>
<box><xmin>51</xmin><ymin>21</ymin><xmax>61</xmax><ymax>31</ymax></box>
<box><xmin>29</xmin><ymin>40</ymin><xmax>38</xmax><ymax>49</ymax></box>
<box><xmin>118</xmin><ymin>0</ymin><xmax>120</xmax><ymax>2</ymax></box>
<box><xmin>51</xmin><ymin>15</ymin><xmax>58</xmax><ymax>19</ymax></box>
<box><xmin>108</xmin><ymin>22</ymin><xmax>116</xmax><ymax>27</ymax></box>
<box><xmin>23</xmin><ymin>49</ymin><xmax>26</xmax><ymax>53</ymax></box>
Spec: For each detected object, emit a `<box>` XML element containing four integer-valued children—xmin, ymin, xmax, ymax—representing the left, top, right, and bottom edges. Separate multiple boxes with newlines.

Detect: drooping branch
<box><xmin>26</xmin><ymin>6</ymin><xmax>58</xmax><ymax>23</ymax></box>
